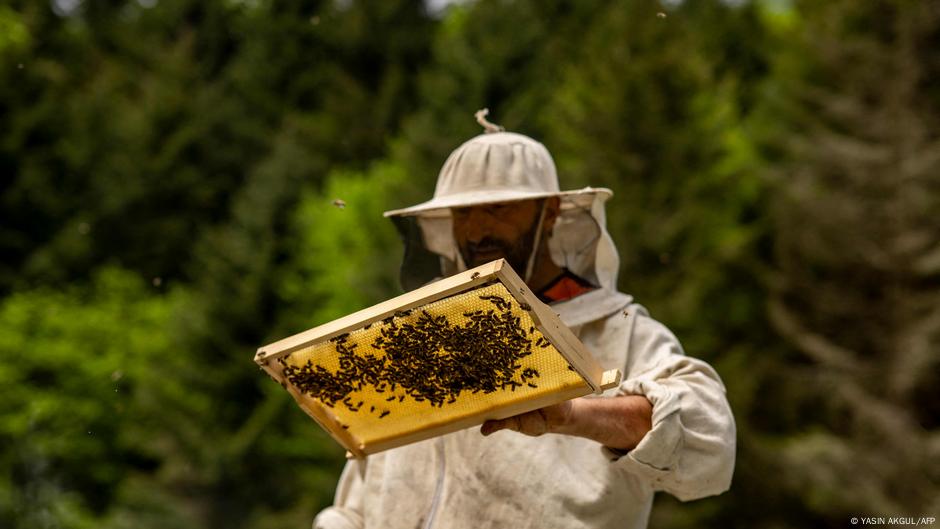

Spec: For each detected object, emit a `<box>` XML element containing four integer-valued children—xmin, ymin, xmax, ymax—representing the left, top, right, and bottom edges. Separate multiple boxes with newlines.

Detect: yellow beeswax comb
<box><xmin>255</xmin><ymin>259</ymin><xmax>620</xmax><ymax>458</ymax></box>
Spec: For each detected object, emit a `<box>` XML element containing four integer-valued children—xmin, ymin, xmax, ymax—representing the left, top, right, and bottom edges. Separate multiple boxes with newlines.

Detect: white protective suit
<box><xmin>314</xmin><ymin>132</ymin><xmax>735</xmax><ymax>529</ymax></box>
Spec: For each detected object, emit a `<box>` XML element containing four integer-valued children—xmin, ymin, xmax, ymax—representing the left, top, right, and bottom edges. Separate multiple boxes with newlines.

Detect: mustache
<box><xmin>465</xmin><ymin>238</ymin><xmax>511</xmax><ymax>256</ymax></box>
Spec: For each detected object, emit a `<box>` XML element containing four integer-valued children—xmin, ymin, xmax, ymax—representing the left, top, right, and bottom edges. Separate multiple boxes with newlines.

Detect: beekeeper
<box><xmin>313</xmin><ymin>113</ymin><xmax>736</xmax><ymax>529</ymax></box>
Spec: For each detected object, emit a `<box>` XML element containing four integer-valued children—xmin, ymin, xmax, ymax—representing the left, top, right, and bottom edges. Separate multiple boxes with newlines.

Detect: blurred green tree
<box><xmin>1</xmin><ymin>1</ymin><xmax>435</xmax><ymax>527</ymax></box>
<box><xmin>0</xmin><ymin>268</ymin><xmax>190</xmax><ymax>527</ymax></box>
<box><xmin>5</xmin><ymin>0</ymin><xmax>933</xmax><ymax>527</ymax></box>
<box><xmin>0</xmin><ymin>0</ymin><xmax>432</xmax><ymax>294</ymax></box>
<box><xmin>758</xmin><ymin>0</ymin><xmax>940</xmax><ymax>524</ymax></box>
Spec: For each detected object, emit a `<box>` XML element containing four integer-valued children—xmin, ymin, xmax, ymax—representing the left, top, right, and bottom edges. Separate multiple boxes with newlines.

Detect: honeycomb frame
<box><xmin>255</xmin><ymin>259</ymin><xmax>621</xmax><ymax>458</ymax></box>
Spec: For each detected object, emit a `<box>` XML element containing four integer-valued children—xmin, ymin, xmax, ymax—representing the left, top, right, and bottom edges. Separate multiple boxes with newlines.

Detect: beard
<box><xmin>459</xmin><ymin>221</ymin><xmax>540</xmax><ymax>275</ymax></box>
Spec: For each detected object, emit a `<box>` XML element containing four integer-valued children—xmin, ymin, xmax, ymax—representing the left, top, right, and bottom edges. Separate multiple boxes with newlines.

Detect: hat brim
<box><xmin>383</xmin><ymin>187</ymin><xmax>613</xmax><ymax>218</ymax></box>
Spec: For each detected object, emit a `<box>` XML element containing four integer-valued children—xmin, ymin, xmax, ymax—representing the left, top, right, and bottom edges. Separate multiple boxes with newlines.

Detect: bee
<box><xmin>329</xmin><ymin>333</ymin><xmax>350</xmax><ymax>343</ymax></box>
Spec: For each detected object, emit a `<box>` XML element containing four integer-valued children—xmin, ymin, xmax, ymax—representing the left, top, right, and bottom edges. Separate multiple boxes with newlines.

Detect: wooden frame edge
<box><xmin>254</xmin><ymin>260</ymin><xmax>508</xmax><ymax>363</ymax></box>
<box><xmin>600</xmin><ymin>369</ymin><xmax>622</xmax><ymax>390</ymax></box>
<box><xmin>255</xmin><ymin>258</ymin><xmax>617</xmax><ymax>457</ymax></box>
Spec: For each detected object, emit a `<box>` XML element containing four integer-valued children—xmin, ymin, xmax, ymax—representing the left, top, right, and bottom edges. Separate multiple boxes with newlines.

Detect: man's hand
<box><xmin>481</xmin><ymin>394</ymin><xmax>653</xmax><ymax>451</ymax></box>
<box><xmin>480</xmin><ymin>400</ymin><xmax>574</xmax><ymax>437</ymax></box>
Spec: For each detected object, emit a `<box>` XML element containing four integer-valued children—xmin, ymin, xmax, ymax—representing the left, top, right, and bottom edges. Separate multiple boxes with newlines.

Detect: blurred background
<box><xmin>1</xmin><ymin>0</ymin><xmax>938</xmax><ymax>527</ymax></box>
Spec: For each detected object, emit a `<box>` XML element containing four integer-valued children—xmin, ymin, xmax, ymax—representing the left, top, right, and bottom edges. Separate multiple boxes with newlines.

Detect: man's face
<box><xmin>452</xmin><ymin>199</ymin><xmax>543</xmax><ymax>272</ymax></box>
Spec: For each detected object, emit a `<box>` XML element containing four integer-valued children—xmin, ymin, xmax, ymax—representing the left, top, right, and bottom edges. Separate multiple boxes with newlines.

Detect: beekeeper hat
<box><xmin>383</xmin><ymin>111</ymin><xmax>620</xmax><ymax>293</ymax></box>
<box><xmin>383</xmin><ymin>113</ymin><xmax>611</xmax><ymax>218</ymax></box>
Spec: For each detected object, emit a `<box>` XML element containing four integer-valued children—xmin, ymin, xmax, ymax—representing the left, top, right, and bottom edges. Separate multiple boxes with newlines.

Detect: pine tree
<box><xmin>762</xmin><ymin>0</ymin><xmax>940</xmax><ymax>522</ymax></box>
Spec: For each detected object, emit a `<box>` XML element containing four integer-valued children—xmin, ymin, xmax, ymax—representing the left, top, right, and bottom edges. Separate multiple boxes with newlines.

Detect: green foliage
<box><xmin>0</xmin><ymin>267</ymin><xmax>187</xmax><ymax>527</ymax></box>
<box><xmin>2</xmin><ymin>0</ymin><xmax>936</xmax><ymax>527</ymax></box>
<box><xmin>0</xmin><ymin>0</ymin><xmax>432</xmax><ymax>293</ymax></box>
<box><xmin>539</xmin><ymin>0</ymin><xmax>770</xmax><ymax>359</ymax></box>
<box><xmin>2</xmin><ymin>1</ymin><xmax>434</xmax><ymax>526</ymax></box>
<box><xmin>0</xmin><ymin>6</ymin><xmax>29</xmax><ymax>58</ymax></box>
<box><xmin>275</xmin><ymin>162</ymin><xmax>407</xmax><ymax>334</ymax></box>
<box><xmin>755</xmin><ymin>0</ymin><xmax>940</xmax><ymax>523</ymax></box>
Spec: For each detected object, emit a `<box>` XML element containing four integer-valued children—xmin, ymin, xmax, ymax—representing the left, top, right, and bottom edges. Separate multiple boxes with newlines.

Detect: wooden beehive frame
<box><xmin>255</xmin><ymin>259</ymin><xmax>621</xmax><ymax>458</ymax></box>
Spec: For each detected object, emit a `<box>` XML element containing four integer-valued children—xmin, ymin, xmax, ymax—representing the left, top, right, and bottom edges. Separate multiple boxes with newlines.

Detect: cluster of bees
<box><xmin>279</xmin><ymin>293</ymin><xmax>549</xmax><ymax>417</ymax></box>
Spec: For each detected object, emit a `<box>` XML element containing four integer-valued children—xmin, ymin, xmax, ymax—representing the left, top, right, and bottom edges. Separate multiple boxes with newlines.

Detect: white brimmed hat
<box><xmin>384</xmin><ymin>131</ymin><xmax>611</xmax><ymax>217</ymax></box>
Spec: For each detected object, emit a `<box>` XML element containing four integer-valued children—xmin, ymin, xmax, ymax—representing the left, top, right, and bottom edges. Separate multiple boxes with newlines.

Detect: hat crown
<box><xmin>434</xmin><ymin>132</ymin><xmax>560</xmax><ymax>201</ymax></box>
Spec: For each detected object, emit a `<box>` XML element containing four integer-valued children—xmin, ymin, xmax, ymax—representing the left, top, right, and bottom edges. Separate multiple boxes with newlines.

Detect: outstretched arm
<box><xmin>481</xmin><ymin>394</ymin><xmax>652</xmax><ymax>451</ymax></box>
<box><xmin>481</xmin><ymin>311</ymin><xmax>736</xmax><ymax>501</ymax></box>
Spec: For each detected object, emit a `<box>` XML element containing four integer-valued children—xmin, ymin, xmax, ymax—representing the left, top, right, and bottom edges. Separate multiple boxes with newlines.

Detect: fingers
<box><xmin>481</xmin><ymin>411</ymin><xmax>547</xmax><ymax>437</ymax></box>
<box><xmin>481</xmin><ymin>417</ymin><xmax>516</xmax><ymax>436</ymax></box>
<box><xmin>480</xmin><ymin>420</ymin><xmax>507</xmax><ymax>435</ymax></box>
<box><xmin>518</xmin><ymin>410</ymin><xmax>549</xmax><ymax>436</ymax></box>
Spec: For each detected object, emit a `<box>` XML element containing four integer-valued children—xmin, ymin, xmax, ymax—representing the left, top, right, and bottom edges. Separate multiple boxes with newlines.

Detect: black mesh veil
<box><xmin>388</xmin><ymin>200</ymin><xmax>607</xmax><ymax>293</ymax></box>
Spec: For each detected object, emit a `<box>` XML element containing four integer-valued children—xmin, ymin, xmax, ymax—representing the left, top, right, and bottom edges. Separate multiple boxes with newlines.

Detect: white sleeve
<box><xmin>607</xmin><ymin>313</ymin><xmax>736</xmax><ymax>501</ymax></box>
<box><xmin>312</xmin><ymin>459</ymin><xmax>367</xmax><ymax>529</ymax></box>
